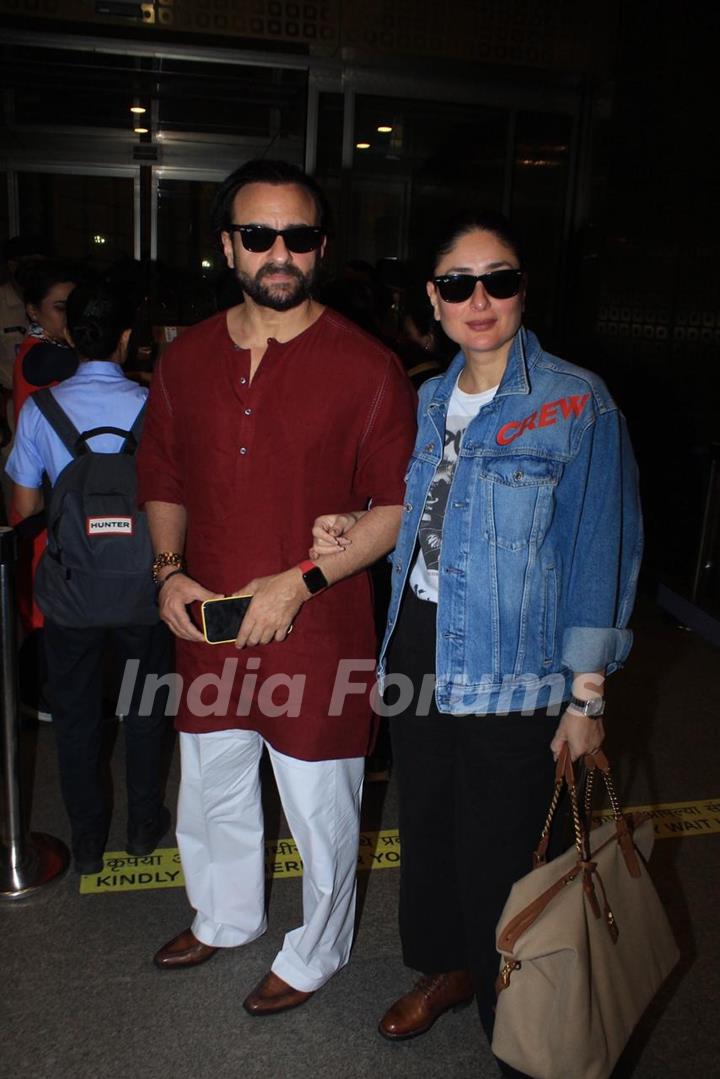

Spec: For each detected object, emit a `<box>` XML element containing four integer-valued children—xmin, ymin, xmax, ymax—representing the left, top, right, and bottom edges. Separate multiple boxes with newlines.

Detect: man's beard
<box><xmin>236</xmin><ymin>260</ymin><xmax>315</xmax><ymax>312</ymax></box>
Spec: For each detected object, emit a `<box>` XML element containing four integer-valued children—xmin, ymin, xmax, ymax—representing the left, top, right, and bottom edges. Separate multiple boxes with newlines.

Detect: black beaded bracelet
<box><xmin>156</xmin><ymin>567</ymin><xmax>185</xmax><ymax>592</ymax></box>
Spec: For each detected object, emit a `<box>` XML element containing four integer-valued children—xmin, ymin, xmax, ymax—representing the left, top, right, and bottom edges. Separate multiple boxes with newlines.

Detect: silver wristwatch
<box><xmin>568</xmin><ymin>695</ymin><xmax>605</xmax><ymax>718</ymax></box>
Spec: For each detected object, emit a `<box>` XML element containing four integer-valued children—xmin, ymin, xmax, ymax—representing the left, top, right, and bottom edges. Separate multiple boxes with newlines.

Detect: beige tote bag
<box><xmin>492</xmin><ymin>747</ymin><xmax>679</xmax><ymax>1079</ymax></box>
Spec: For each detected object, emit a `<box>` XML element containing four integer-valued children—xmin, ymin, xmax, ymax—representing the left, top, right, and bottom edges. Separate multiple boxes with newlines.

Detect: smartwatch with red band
<box><xmin>297</xmin><ymin>560</ymin><xmax>329</xmax><ymax>595</ymax></box>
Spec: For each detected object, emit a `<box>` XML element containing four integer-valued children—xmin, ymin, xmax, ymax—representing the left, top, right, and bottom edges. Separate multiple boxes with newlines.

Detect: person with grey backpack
<box><xmin>6</xmin><ymin>281</ymin><xmax>173</xmax><ymax>874</ymax></box>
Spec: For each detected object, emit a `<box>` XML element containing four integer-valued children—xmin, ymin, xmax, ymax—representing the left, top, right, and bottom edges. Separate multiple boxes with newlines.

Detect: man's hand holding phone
<box><xmin>158</xmin><ymin>572</ymin><xmax>220</xmax><ymax>642</ymax></box>
<box><xmin>231</xmin><ymin>569</ymin><xmax>309</xmax><ymax>648</ymax></box>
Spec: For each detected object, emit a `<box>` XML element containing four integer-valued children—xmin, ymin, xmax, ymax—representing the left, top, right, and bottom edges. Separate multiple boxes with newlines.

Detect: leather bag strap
<box><xmin>533</xmin><ymin>745</ymin><xmax>641</xmax><ymax>877</ymax></box>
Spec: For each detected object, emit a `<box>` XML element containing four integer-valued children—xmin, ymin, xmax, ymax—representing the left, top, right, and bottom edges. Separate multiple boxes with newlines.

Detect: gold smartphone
<box><xmin>200</xmin><ymin>594</ymin><xmax>252</xmax><ymax>644</ymax></box>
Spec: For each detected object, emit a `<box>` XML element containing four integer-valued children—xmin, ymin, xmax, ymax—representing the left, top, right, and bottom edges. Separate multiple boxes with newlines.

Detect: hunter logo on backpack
<box><xmin>32</xmin><ymin>388</ymin><xmax>158</xmax><ymax>628</ymax></box>
<box><xmin>86</xmin><ymin>516</ymin><xmax>134</xmax><ymax>535</ymax></box>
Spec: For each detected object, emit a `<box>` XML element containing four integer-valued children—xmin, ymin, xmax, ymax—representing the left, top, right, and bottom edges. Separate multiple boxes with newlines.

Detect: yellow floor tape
<box><xmin>79</xmin><ymin>798</ymin><xmax>719</xmax><ymax>895</ymax></box>
<box><xmin>592</xmin><ymin>796</ymin><xmax>720</xmax><ymax>838</ymax></box>
<box><xmin>79</xmin><ymin>828</ymin><xmax>401</xmax><ymax>894</ymax></box>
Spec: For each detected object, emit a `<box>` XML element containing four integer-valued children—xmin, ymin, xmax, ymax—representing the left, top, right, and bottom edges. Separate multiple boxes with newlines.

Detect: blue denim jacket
<box><xmin>377</xmin><ymin>328</ymin><xmax>643</xmax><ymax>715</ymax></box>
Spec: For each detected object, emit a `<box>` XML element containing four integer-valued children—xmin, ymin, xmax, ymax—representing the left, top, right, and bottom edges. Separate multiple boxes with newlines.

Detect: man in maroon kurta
<box><xmin>136</xmin><ymin>160</ymin><xmax>416</xmax><ymax>1013</ymax></box>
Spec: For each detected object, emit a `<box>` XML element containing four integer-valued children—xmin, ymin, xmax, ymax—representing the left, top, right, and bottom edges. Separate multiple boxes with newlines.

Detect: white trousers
<box><xmin>177</xmin><ymin>729</ymin><xmax>364</xmax><ymax>992</ymax></box>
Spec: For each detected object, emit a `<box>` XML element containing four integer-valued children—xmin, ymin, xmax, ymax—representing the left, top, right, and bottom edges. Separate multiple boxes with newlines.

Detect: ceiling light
<box><xmin>130</xmin><ymin>105</ymin><xmax>146</xmax><ymax>115</ymax></box>
<box><xmin>377</xmin><ymin>125</ymin><xmax>392</xmax><ymax>133</ymax></box>
<box><xmin>356</xmin><ymin>142</ymin><xmax>371</xmax><ymax>150</ymax></box>
<box><xmin>134</xmin><ymin>126</ymin><xmax>149</xmax><ymax>134</ymax></box>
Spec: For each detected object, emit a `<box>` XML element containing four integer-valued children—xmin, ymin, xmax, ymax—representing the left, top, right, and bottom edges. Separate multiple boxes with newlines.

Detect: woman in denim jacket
<box><xmin>312</xmin><ymin>212</ymin><xmax>642</xmax><ymax>1076</ymax></box>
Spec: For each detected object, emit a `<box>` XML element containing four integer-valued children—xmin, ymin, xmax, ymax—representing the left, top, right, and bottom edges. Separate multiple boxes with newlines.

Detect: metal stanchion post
<box><xmin>0</xmin><ymin>525</ymin><xmax>69</xmax><ymax>898</ymax></box>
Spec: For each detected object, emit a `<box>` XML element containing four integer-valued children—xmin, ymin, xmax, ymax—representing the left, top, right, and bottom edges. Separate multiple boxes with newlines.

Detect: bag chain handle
<box><xmin>583</xmin><ymin>750</ymin><xmax>623</xmax><ymax>822</ymax></box>
<box><xmin>535</xmin><ymin>746</ymin><xmax>586</xmax><ymax>865</ymax></box>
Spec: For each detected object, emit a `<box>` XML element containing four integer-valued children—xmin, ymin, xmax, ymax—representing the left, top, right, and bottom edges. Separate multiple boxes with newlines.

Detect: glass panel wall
<box><xmin>4</xmin><ymin>46</ymin><xmax>138</xmax><ymax>130</ymax></box>
<box><xmin>352</xmin><ymin>94</ymin><xmax>508</xmax><ymax>266</ymax></box>
<box><xmin>1</xmin><ymin>44</ymin><xmax>307</xmax><ymax>143</ymax></box>
<box><xmin>348</xmin><ymin>180</ymin><xmax>406</xmax><ymax>266</ymax></box>
<box><xmin>317</xmin><ymin>93</ymin><xmax>510</xmax><ymax>349</ymax></box>
<box><xmin>313</xmin><ymin>89</ymin><xmax>577</xmax><ymax>350</ymax></box>
<box><xmin>313</xmin><ymin>91</ymin><xmax>344</xmax><ymax>273</ymax></box>
<box><xmin>155</xmin><ymin>178</ymin><xmax>228</xmax><ymax>324</ymax></box>
<box><xmin>315</xmin><ymin>92</ymin><xmax>343</xmax><ymax>175</ymax></box>
<box><xmin>156</xmin><ymin>178</ymin><xmax>219</xmax><ymax>277</ymax></box>
<box><xmin>156</xmin><ymin>60</ymin><xmax>306</xmax><ymax>141</ymax></box>
<box><xmin>17</xmin><ymin>173</ymin><xmax>134</xmax><ymax>267</ymax></box>
<box><xmin>2</xmin><ymin>36</ymin><xmax>581</xmax><ymax>342</ymax></box>
<box><xmin>511</xmin><ymin>111</ymin><xmax>572</xmax><ymax>339</ymax></box>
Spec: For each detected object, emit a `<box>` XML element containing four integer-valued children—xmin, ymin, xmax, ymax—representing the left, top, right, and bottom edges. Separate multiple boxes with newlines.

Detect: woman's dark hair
<box><xmin>21</xmin><ymin>259</ymin><xmax>78</xmax><ymax>308</ymax></box>
<box><xmin>428</xmin><ymin>210</ymin><xmax>524</xmax><ymax>274</ymax></box>
<box><xmin>65</xmin><ymin>282</ymin><xmax>138</xmax><ymax>360</ymax></box>
<box><xmin>210</xmin><ymin>158</ymin><xmax>331</xmax><ymax>236</ymax></box>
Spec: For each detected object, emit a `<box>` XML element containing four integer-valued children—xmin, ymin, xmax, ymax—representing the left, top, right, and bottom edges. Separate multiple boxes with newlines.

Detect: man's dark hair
<box><xmin>66</xmin><ymin>283</ymin><xmax>138</xmax><ymax>360</ymax></box>
<box><xmin>210</xmin><ymin>159</ymin><xmax>331</xmax><ymax>236</ymax></box>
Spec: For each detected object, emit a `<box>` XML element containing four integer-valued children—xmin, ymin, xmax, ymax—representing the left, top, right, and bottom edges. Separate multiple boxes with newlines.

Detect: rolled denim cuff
<box><xmin>561</xmin><ymin>626</ymin><xmax>633</xmax><ymax>675</ymax></box>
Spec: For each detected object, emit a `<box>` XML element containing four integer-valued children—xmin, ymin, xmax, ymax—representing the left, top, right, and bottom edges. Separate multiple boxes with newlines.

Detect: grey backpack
<box><xmin>33</xmin><ymin>388</ymin><xmax>158</xmax><ymax>628</ymax></box>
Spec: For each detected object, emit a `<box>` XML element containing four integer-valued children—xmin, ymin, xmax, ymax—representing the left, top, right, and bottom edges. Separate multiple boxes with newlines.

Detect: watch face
<box><xmin>302</xmin><ymin>566</ymin><xmax>328</xmax><ymax>594</ymax></box>
<box><xmin>574</xmin><ymin>696</ymin><xmax>604</xmax><ymax>717</ymax></box>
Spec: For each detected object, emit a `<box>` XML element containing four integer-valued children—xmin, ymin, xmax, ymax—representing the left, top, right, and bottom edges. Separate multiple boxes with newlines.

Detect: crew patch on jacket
<box><xmin>497</xmin><ymin>393</ymin><xmax>590</xmax><ymax>446</ymax></box>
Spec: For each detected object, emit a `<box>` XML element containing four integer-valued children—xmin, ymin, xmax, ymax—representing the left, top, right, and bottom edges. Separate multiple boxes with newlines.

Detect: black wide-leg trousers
<box><xmin>44</xmin><ymin>618</ymin><xmax>172</xmax><ymax>850</ymax></box>
<box><xmin>387</xmin><ymin>589</ymin><xmax>564</xmax><ymax>1046</ymax></box>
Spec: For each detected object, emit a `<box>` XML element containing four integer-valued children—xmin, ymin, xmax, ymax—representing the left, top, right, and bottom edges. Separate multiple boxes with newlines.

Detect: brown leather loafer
<box><xmin>243</xmin><ymin>970</ymin><xmax>314</xmax><ymax>1016</ymax></box>
<box><xmin>153</xmin><ymin>928</ymin><xmax>218</xmax><ymax>970</ymax></box>
<box><xmin>378</xmin><ymin>969</ymin><xmax>474</xmax><ymax>1040</ymax></box>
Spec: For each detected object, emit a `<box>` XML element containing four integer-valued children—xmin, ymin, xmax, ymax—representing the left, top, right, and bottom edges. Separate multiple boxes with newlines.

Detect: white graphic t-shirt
<box><xmin>409</xmin><ymin>379</ymin><xmax>498</xmax><ymax>603</ymax></box>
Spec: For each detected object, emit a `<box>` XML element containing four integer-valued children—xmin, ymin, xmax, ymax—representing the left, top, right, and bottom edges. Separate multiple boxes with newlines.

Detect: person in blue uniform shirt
<box><xmin>6</xmin><ymin>281</ymin><xmax>173</xmax><ymax>875</ymax></box>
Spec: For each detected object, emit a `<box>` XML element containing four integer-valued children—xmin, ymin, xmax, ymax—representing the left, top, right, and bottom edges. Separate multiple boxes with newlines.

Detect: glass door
<box><xmin>17</xmin><ymin>171</ymin><xmax>135</xmax><ymax>268</ymax></box>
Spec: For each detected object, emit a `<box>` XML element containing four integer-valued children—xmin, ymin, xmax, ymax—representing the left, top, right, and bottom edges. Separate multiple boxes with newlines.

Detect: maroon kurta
<box><xmin>136</xmin><ymin>308</ymin><xmax>417</xmax><ymax>760</ymax></box>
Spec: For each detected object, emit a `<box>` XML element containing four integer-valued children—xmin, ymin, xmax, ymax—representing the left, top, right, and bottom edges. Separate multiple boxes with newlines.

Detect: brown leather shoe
<box><xmin>378</xmin><ymin>969</ymin><xmax>474</xmax><ymax>1040</ymax></box>
<box><xmin>243</xmin><ymin>970</ymin><xmax>314</xmax><ymax>1016</ymax></box>
<box><xmin>153</xmin><ymin>928</ymin><xmax>218</xmax><ymax>970</ymax></box>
